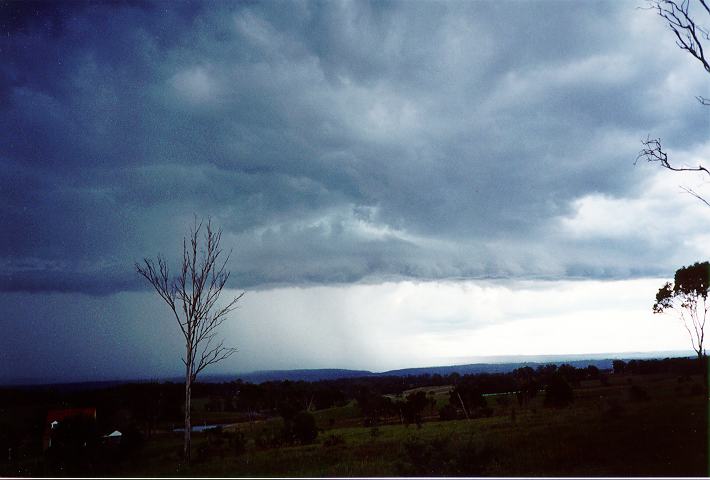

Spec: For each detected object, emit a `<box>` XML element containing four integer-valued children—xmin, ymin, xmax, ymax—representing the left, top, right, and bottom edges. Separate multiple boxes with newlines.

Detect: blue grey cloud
<box><xmin>1</xmin><ymin>0</ymin><xmax>708</xmax><ymax>295</ymax></box>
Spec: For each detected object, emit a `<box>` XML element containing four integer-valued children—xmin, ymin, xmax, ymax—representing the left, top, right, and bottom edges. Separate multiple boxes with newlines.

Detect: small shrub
<box><xmin>370</xmin><ymin>426</ymin><xmax>382</xmax><ymax>438</ymax></box>
<box><xmin>292</xmin><ymin>411</ymin><xmax>318</xmax><ymax>444</ymax></box>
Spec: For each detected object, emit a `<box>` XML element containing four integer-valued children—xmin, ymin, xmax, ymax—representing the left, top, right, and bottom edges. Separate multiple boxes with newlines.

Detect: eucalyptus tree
<box><xmin>653</xmin><ymin>261</ymin><xmax>709</xmax><ymax>361</ymax></box>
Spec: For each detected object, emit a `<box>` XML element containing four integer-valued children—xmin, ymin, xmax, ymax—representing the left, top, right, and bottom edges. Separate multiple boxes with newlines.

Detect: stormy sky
<box><xmin>2</xmin><ymin>1</ymin><xmax>709</xmax><ymax>383</ymax></box>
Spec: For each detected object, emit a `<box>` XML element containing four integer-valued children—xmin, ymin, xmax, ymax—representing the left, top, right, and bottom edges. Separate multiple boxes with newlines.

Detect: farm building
<box><xmin>42</xmin><ymin>407</ymin><xmax>97</xmax><ymax>450</ymax></box>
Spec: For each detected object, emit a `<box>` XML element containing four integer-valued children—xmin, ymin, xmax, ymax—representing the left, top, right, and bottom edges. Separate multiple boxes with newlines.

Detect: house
<box><xmin>42</xmin><ymin>407</ymin><xmax>97</xmax><ymax>450</ymax></box>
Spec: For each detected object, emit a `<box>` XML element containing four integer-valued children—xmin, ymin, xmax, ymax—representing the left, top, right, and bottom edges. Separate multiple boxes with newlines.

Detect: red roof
<box><xmin>46</xmin><ymin>407</ymin><xmax>97</xmax><ymax>424</ymax></box>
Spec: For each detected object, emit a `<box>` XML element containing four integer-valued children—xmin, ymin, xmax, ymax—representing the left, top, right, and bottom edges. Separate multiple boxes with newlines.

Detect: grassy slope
<box><xmin>111</xmin><ymin>372</ymin><xmax>708</xmax><ymax>477</ymax></box>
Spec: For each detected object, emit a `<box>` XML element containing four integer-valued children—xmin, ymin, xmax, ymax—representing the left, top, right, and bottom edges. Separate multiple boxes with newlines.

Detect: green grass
<box><xmin>312</xmin><ymin>400</ymin><xmax>361</xmax><ymax>429</ymax></box>
<box><xmin>6</xmin><ymin>373</ymin><xmax>708</xmax><ymax>476</ymax></box>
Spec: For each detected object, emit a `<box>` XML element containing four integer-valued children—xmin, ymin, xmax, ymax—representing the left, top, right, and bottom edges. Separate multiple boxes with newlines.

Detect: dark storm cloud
<box><xmin>1</xmin><ymin>0</ymin><xmax>707</xmax><ymax>294</ymax></box>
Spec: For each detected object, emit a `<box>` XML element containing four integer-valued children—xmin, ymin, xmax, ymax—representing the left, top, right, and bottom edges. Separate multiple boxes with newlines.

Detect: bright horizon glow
<box><xmin>224</xmin><ymin>278</ymin><xmax>691</xmax><ymax>373</ymax></box>
<box><xmin>0</xmin><ymin>277</ymin><xmax>695</xmax><ymax>384</ymax></box>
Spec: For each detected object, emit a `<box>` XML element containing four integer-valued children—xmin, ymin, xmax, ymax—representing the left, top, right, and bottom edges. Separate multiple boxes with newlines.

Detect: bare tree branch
<box><xmin>637</xmin><ymin>137</ymin><xmax>710</xmax><ymax>206</ymax></box>
<box><xmin>680</xmin><ymin>185</ymin><xmax>710</xmax><ymax>207</ymax></box>
<box><xmin>637</xmin><ymin>137</ymin><xmax>710</xmax><ymax>175</ymax></box>
<box><xmin>639</xmin><ymin>1</ymin><xmax>710</xmax><ymax>205</ymax></box>
<box><xmin>136</xmin><ymin>216</ymin><xmax>244</xmax><ymax>463</ymax></box>
<box><xmin>650</xmin><ymin>0</ymin><xmax>710</xmax><ymax>73</ymax></box>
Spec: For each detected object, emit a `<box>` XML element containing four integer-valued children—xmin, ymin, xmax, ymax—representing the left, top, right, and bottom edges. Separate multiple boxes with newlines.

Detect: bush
<box><xmin>292</xmin><ymin>411</ymin><xmax>318</xmax><ymax>444</ymax></box>
<box><xmin>544</xmin><ymin>374</ymin><xmax>574</xmax><ymax>408</ymax></box>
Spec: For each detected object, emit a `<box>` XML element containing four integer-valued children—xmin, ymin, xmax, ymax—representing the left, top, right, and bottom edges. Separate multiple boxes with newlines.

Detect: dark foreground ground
<box><xmin>1</xmin><ymin>369</ymin><xmax>707</xmax><ymax>476</ymax></box>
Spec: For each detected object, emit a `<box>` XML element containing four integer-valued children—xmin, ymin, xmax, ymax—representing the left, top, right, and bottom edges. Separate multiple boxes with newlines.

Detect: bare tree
<box><xmin>136</xmin><ymin>218</ymin><xmax>244</xmax><ymax>463</ymax></box>
<box><xmin>637</xmin><ymin>0</ymin><xmax>710</xmax><ymax>201</ymax></box>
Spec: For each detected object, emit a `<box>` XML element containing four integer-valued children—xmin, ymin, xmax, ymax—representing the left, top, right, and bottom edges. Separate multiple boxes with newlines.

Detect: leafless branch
<box><xmin>680</xmin><ymin>185</ymin><xmax>710</xmax><ymax>207</ymax></box>
<box><xmin>639</xmin><ymin>1</ymin><xmax>710</xmax><ymax>207</ymax></box>
<box><xmin>136</xmin><ymin>216</ymin><xmax>244</xmax><ymax>463</ymax></box>
<box><xmin>649</xmin><ymin>0</ymin><xmax>710</xmax><ymax>73</ymax></box>
<box><xmin>637</xmin><ymin>137</ymin><xmax>710</xmax><ymax>175</ymax></box>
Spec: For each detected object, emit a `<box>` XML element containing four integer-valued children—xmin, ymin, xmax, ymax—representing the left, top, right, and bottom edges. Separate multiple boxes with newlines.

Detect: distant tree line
<box><xmin>612</xmin><ymin>357</ymin><xmax>704</xmax><ymax>375</ymax></box>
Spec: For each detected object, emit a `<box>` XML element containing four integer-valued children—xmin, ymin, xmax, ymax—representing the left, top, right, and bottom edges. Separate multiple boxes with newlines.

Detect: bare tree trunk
<box><xmin>136</xmin><ymin>218</ymin><xmax>244</xmax><ymax>467</ymax></box>
<box><xmin>184</xmin><ymin>361</ymin><xmax>192</xmax><ymax>464</ymax></box>
<box><xmin>457</xmin><ymin>392</ymin><xmax>470</xmax><ymax>421</ymax></box>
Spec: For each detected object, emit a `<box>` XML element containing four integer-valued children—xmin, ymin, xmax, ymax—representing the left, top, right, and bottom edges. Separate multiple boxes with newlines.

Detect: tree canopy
<box><xmin>654</xmin><ymin>261</ymin><xmax>710</xmax><ymax>359</ymax></box>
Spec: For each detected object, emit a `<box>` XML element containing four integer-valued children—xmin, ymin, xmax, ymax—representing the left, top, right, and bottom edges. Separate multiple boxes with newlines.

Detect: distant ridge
<box><xmin>224</xmin><ymin>368</ymin><xmax>374</xmax><ymax>383</ymax></box>
<box><xmin>224</xmin><ymin>350</ymin><xmax>694</xmax><ymax>383</ymax></box>
<box><xmin>2</xmin><ymin>350</ymin><xmax>694</xmax><ymax>387</ymax></box>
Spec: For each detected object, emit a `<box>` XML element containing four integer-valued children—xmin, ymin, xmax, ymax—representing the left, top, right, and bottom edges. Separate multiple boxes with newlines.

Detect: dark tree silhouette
<box><xmin>136</xmin><ymin>218</ymin><xmax>244</xmax><ymax>463</ymax></box>
<box><xmin>638</xmin><ymin>0</ymin><xmax>710</xmax><ymax>203</ymax></box>
<box><xmin>612</xmin><ymin>359</ymin><xmax>627</xmax><ymax>374</ymax></box>
<box><xmin>543</xmin><ymin>374</ymin><xmax>574</xmax><ymax>408</ymax></box>
<box><xmin>291</xmin><ymin>411</ymin><xmax>318</xmax><ymax>444</ymax></box>
<box><xmin>653</xmin><ymin>261</ymin><xmax>710</xmax><ymax>360</ymax></box>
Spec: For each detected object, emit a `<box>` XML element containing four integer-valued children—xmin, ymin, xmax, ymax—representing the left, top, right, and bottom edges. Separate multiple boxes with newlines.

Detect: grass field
<box><xmin>83</xmin><ymin>372</ymin><xmax>708</xmax><ymax>477</ymax></box>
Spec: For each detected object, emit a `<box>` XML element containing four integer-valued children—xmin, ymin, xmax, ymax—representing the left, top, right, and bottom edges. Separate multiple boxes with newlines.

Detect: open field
<box><xmin>5</xmin><ymin>369</ymin><xmax>704</xmax><ymax>477</ymax></box>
